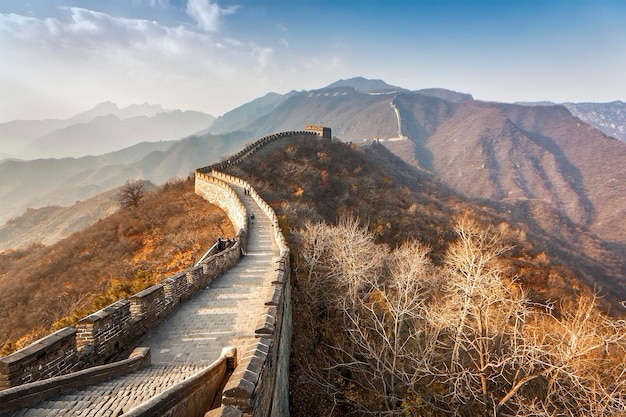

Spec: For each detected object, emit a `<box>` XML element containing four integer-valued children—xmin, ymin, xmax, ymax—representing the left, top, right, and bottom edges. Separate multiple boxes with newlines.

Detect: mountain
<box><xmin>209</xmin><ymin>84</ymin><xmax>473</xmax><ymax>142</ymax></box>
<box><xmin>213</xmin><ymin>83</ymin><xmax>625</xmax><ymax>250</ymax></box>
<box><xmin>0</xmin><ymin>119</ymin><xmax>69</xmax><ymax>157</ymax></box>
<box><xmin>25</xmin><ymin>110</ymin><xmax>215</xmax><ymax>158</ymax></box>
<box><xmin>0</xmin><ymin>102</ymin><xmax>215</xmax><ymax>159</ymax></box>
<box><xmin>564</xmin><ymin>101</ymin><xmax>626</xmax><ymax>142</ymax></box>
<box><xmin>3</xmin><ymin>78</ymin><xmax>625</xmax><ymax>298</ymax></box>
<box><xmin>0</xmin><ymin>186</ymin><xmax>124</xmax><ymax>251</ymax></box>
<box><xmin>206</xmin><ymin>92</ymin><xmax>295</xmax><ymax>135</ymax></box>
<box><xmin>325</xmin><ymin>76</ymin><xmax>406</xmax><ymax>93</ymax></box>
<box><xmin>68</xmin><ymin>101</ymin><xmax>165</xmax><ymax>124</ymax></box>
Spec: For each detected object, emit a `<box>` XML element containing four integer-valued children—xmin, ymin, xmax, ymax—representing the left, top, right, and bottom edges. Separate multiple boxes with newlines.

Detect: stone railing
<box><xmin>0</xmin><ymin>347</ymin><xmax>151</xmax><ymax>413</ymax></box>
<box><xmin>0</xmin><ymin>176</ymin><xmax>248</xmax><ymax>390</ymax></box>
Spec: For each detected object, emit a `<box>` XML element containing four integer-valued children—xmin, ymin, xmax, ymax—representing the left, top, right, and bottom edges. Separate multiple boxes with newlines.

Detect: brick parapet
<box><xmin>76</xmin><ymin>299</ymin><xmax>132</xmax><ymax>362</ymax></box>
<box><xmin>0</xmin><ymin>327</ymin><xmax>78</xmax><ymax>390</ymax></box>
<box><xmin>0</xmin><ymin>347</ymin><xmax>150</xmax><ymax>413</ymax></box>
<box><xmin>129</xmin><ymin>284</ymin><xmax>167</xmax><ymax>331</ymax></box>
<box><xmin>163</xmin><ymin>271</ymin><xmax>190</xmax><ymax>305</ymax></box>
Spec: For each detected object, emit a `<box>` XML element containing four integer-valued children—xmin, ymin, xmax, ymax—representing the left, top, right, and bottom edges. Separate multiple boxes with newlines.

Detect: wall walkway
<box><xmin>1</xmin><ymin>176</ymin><xmax>281</xmax><ymax>417</ymax></box>
<box><xmin>1</xmin><ymin>129</ymin><xmax>328</xmax><ymax>416</ymax></box>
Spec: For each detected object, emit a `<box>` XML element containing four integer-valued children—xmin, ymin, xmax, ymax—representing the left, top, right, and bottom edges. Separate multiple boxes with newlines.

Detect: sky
<box><xmin>0</xmin><ymin>0</ymin><xmax>625</xmax><ymax>122</ymax></box>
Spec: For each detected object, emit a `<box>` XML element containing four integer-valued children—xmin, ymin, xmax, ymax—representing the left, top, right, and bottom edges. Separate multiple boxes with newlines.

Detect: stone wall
<box><xmin>1</xmin><ymin>129</ymin><xmax>317</xmax><ymax>417</ymax></box>
<box><xmin>196</xmin><ymin>130</ymin><xmax>321</xmax><ymax>175</ymax></box>
<box><xmin>0</xmin><ymin>347</ymin><xmax>151</xmax><ymax>413</ymax></box>
<box><xmin>0</xmin><ymin>328</ymin><xmax>78</xmax><ymax>390</ymax></box>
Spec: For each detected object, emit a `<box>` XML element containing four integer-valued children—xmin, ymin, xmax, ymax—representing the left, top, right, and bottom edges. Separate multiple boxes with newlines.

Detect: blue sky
<box><xmin>1</xmin><ymin>0</ymin><xmax>625</xmax><ymax>121</ymax></box>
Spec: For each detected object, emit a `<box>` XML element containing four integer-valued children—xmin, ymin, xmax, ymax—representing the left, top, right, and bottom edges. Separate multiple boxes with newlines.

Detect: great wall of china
<box><xmin>0</xmin><ymin>128</ymin><xmax>330</xmax><ymax>416</ymax></box>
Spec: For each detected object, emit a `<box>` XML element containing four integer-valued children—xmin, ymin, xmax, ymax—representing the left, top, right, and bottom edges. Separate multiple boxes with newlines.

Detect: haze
<box><xmin>1</xmin><ymin>0</ymin><xmax>625</xmax><ymax>123</ymax></box>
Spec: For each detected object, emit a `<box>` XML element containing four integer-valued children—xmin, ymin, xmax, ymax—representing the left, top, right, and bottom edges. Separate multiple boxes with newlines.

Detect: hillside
<box><xmin>224</xmin><ymin>134</ymin><xmax>625</xmax><ymax>306</ymax></box>
<box><xmin>221</xmin><ymin>133</ymin><xmax>625</xmax><ymax>416</ymax></box>
<box><xmin>0</xmin><ymin>177</ymin><xmax>235</xmax><ymax>355</ymax></box>
<box><xmin>0</xmin><ymin>185</ymin><xmax>128</xmax><ymax>251</ymax></box>
<box><xmin>379</xmin><ymin>95</ymin><xmax>626</xmax><ymax>247</ymax></box>
<box><xmin>565</xmin><ymin>101</ymin><xmax>626</xmax><ymax>142</ymax></box>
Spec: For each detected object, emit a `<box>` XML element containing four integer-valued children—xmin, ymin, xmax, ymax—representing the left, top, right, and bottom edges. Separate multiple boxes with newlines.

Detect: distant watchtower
<box><xmin>306</xmin><ymin>124</ymin><xmax>332</xmax><ymax>139</ymax></box>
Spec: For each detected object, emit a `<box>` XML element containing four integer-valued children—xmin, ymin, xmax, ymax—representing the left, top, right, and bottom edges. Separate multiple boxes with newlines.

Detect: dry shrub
<box><xmin>293</xmin><ymin>215</ymin><xmax>626</xmax><ymax>416</ymax></box>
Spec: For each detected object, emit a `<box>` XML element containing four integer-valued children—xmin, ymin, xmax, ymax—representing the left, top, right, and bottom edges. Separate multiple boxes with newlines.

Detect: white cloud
<box><xmin>254</xmin><ymin>46</ymin><xmax>274</xmax><ymax>68</ymax></box>
<box><xmin>0</xmin><ymin>6</ymin><xmax>288</xmax><ymax>121</ymax></box>
<box><xmin>185</xmin><ymin>0</ymin><xmax>238</xmax><ymax>32</ymax></box>
<box><xmin>132</xmin><ymin>0</ymin><xmax>170</xmax><ymax>7</ymax></box>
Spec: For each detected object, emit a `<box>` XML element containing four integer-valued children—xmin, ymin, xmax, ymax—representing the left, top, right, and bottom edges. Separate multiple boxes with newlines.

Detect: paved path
<box><xmin>6</xmin><ymin>179</ymin><xmax>279</xmax><ymax>417</ymax></box>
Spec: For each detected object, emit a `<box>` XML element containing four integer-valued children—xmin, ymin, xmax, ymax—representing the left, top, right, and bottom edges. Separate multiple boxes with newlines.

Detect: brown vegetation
<box><xmin>224</xmin><ymin>134</ymin><xmax>626</xmax><ymax>416</ymax></box>
<box><xmin>292</xmin><ymin>216</ymin><xmax>626</xmax><ymax>416</ymax></box>
<box><xmin>0</xmin><ymin>177</ymin><xmax>234</xmax><ymax>356</ymax></box>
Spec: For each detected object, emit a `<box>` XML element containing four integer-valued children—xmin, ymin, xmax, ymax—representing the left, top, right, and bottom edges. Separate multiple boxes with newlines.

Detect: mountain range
<box><xmin>0</xmin><ymin>102</ymin><xmax>214</xmax><ymax>159</ymax></box>
<box><xmin>1</xmin><ymin>78</ymin><xmax>625</xmax><ymax>301</ymax></box>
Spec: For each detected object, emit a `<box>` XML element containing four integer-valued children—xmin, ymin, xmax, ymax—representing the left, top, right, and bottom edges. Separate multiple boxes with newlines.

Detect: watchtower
<box><xmin>306</xmin><ymin>124</ymin><xmax>331</xmax><ymax>139</ymax></box>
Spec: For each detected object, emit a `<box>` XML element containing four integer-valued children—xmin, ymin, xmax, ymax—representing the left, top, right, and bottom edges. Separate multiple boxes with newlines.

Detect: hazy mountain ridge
<box><xmin>26</xmin><ymin>110</ymin><xmax>215</xmax><ymax>158</ymax></box>
<box><xmin>0</xmin><ymin>132</ymin><xmax>249</xmax><ymax>227</ymax></box>
<box><xmin>564</xmin><ymin>101</ymin><xmax>626</xmax><ymax>142</ymax></box>
<box><xmin>0</xmin><ymin>186</ymin><xmax>127</xmax><ymax>251</ymax></box>
<box><xmin>2</xmin><ymin>77</ymin><xmax>625</xmax><ymax>266</ymax></box>
<box><xmin>206</xmin><ymin>92</ymin><xmax>296</xmax><ymax>135</ymax></box>
<box><xmin>0</xmin><ymin>102</ymin><xmax>215</xmax><ymax>159</ymax></box>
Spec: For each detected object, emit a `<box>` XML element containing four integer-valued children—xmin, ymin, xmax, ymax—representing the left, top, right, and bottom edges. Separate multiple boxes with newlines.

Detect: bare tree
<box><xmin>118</xmin><ymin>180</ymin><xmax>145</xmax><ymax>208</ymax></box>
<box><xmin>295</xmin><ymin>215</ymin><xmax>626</xmax><ymax>416</ymax></box>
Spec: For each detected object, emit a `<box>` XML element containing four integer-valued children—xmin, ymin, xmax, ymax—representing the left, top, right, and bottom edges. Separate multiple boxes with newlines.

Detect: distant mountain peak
<box><xmin>70</xmin><ymin>101</ymin><xmax>168</xmax><ymax>124</ymax></box>
<box><xmin>324</xmin><ymin>77</ymin><xmax>406</xmax><ymax>93</ymax></box>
